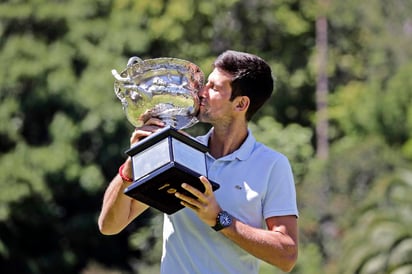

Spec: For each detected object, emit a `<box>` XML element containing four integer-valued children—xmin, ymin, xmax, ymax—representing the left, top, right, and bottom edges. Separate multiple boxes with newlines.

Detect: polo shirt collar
<box><xmin>197</xmin><ymin>128</ymin><xmax>256</xmax><ymax>161</ymax></box>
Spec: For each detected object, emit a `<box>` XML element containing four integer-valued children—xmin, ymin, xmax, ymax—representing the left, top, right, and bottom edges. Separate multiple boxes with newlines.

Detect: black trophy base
<box><xmin>123</xmin><ymin>126</ymin><xmax>219</xmax><ymax>215</ymax></box>
<box><xmin>124</xmin><ymin>162</ymin><xmax>220</xmax><ymax>214</ymax></box>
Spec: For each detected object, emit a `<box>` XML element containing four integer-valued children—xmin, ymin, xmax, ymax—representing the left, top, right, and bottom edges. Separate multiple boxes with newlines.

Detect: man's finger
<box><xmin>199</xmin><ymin>176</ymin><xmax>213</xmax><ymax>195</ymax></box>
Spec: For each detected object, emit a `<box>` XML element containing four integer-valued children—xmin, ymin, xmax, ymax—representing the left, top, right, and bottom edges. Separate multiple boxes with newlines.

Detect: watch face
<box><xmin>212</xmin><ymin>211</ymin><xmax>232</xmax><ymax>231</ymax></box>
<box><xmin>219</xmin><ymin>212</ymin><xmax>232</xmax><ymax>226</ymax></box>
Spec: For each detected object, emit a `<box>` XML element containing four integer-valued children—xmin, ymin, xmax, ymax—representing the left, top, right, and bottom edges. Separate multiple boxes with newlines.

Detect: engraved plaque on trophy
<box><xmin>112</xmin><ymin>56</ymin><xmax>219</xmax><ymax>214</ymax></box>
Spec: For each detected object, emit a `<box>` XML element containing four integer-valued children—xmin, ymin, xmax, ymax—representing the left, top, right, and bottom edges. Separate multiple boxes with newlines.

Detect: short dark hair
<box><xmin>213</xmin><ymin>50</ymin><xmax>274</xmax><ymax>120</ymax></box>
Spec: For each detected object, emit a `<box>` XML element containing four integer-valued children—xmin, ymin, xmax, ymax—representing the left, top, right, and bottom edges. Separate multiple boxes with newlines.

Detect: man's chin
<box><xmin>196</xmin><ymin>115</ymin><xmax>209</xmax><ymax>124</ymax></box>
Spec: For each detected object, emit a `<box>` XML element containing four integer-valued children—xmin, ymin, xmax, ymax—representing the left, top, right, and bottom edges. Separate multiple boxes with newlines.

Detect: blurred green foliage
<box><xmin>0</xmin><ymin>0</ymin><xmax>411</xmax><ymax>273</ymax></box>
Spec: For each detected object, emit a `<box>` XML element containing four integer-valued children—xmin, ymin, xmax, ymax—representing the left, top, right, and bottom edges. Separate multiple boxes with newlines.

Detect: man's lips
<box><xmin>199</xmin><ymin>104</ymin><xmax>207</xmax><ymax>111</ymax></box>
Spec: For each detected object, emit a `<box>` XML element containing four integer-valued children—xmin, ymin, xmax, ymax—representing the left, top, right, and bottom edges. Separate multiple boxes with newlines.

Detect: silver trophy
<box><xmin>112</xmin><ymin>57</ymin><xmax>219</xmax><ymax>214</ymax></box>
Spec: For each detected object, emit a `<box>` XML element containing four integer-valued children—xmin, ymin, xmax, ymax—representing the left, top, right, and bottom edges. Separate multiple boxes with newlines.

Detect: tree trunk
<box><xmin>316</xmin><ymin>16</ymin><xmax>329</xmax><ymax>159</ymax></box>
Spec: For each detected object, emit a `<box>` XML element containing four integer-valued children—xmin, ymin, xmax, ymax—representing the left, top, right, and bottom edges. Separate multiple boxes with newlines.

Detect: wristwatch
<box><xmin>212</xmin><ymin>211</ymin><xmax>232</xmax><ymax>231</ymax></box>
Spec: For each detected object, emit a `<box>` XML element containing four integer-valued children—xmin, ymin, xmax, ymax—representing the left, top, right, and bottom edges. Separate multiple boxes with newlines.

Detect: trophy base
<box><xmin>124</xmin><ymin>126</ymin><xmax>220</xmax><ymax>214</ymax></box>
<box><xmin>124</xmin><ymin>162</ymin><xmax>219</xmax><ymax>214</ymax></box>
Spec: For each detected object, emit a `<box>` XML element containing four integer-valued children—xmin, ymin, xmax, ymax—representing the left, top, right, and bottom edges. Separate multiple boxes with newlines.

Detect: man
<box><xmin>98</xmin><ymin>50</ymin><xmax>299</xmax><ymax>273</ymax></box>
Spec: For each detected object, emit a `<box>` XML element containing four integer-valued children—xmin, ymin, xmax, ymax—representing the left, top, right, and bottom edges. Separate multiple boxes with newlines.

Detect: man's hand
<box><xmin>175</xmin><ymin>176</ymin><xmax>221</xmax><ymax>227</ymax></box>
<box><xmin>130</xmin><ymin>118</ymin><xmax>164</xmax><ymax>146</ymax></box>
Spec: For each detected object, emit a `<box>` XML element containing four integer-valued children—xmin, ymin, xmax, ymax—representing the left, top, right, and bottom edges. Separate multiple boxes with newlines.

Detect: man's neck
<box><xmin>208</xmin><ymin>122</ymin><xmax>248</xmax><ymax>159</ymax></box>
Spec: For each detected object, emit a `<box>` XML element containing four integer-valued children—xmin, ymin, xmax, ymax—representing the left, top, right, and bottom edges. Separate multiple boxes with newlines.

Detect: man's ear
<box><xmin>234</xmin><ymin>96</ymin><xmax>250</xmax><ymax>112</ymax></box>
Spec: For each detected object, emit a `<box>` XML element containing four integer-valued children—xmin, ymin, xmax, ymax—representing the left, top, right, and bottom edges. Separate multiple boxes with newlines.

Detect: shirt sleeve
<box><xmin>262</xmin><ymin>154</ymin><xmax>299</xmax><ymax>219</ymax></box>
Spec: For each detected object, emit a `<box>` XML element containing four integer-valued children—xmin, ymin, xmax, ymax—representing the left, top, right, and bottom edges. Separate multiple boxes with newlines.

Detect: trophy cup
<box><xmin>112</xmin><ymin>56</ymin><xmax>219</xmax><ymax>214</ymax></box>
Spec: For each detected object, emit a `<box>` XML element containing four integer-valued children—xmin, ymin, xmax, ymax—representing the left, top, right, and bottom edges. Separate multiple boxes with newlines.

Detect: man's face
<box><xmin>197</xmin><ymin>68</ymin><xmax>235</xmax><ymax>124</ymax></box>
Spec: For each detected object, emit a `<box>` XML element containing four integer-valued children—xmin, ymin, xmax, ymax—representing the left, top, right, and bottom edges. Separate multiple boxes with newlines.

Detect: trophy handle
<box><xmin>111</xmin><ymin>56</ymin><xmax>143</xmax><ymax>82</ymax></box>
<box><xmin>127</xmin><ymin>56</ymin><xmax>142</xmax><ymax>67</ymax></box>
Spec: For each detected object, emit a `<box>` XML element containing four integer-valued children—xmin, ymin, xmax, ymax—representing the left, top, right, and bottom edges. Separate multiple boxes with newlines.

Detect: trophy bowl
<box><xmin>112</xmin><ymin>57</ymin><xmax>219</xmax><ymax>214</ymax></box>
<box><xmin>112</xmin><ymin>56</ymin><xmax>203</xmax><ymax>129</ymax></box>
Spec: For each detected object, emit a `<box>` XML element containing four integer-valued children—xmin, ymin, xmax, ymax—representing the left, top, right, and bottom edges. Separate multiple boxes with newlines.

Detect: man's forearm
<box><xmin>221</xmin><ymin>218</ymin><xmax>298</xmax><ymax>272</ymax></box>
<box><xmin>98</xmin><ymin>173</ymin><xmax>148</xmax><ymax>235</ymax></box>
<box><xmin>98</xmin><ymin>174</ymin><xmax>133</xmax><ymax>234</ymax></box>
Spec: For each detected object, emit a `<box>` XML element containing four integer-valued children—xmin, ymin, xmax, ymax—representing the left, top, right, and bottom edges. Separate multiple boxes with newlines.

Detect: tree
<box><xmin>339</xmin><ymin>170</ymin><xmax>412</xmax><ymax>274</ymax></box>
<box><xmin>315</xmin><ymin>7</ymin><xmax>329</xmax><ymax>159</ymax></box>
<box><xmin>0</xmin><ymin>0</ymin><xmax>154</xmax><ymax>272</ymax></box>
<box><xmin>298</xmin><ymin>136</ymin><xmax>405</xmax><ymax>271</ymax></box>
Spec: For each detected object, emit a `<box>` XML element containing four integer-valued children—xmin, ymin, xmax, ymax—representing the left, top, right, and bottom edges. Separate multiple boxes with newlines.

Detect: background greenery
<box><xmin>0</xmin><ymin>0</ymin><xmax>411</xmax><ymax>273</ymax></box>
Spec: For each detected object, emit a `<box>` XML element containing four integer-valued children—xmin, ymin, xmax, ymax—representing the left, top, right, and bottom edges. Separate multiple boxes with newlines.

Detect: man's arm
<box><xmin>221</xmin><ymin>215</ymin><xmax>298</xmax><ymax>272</ymax></box>
<box><xmin>98</xmin><ymin>120</ymin><xmax>165</xmax><ymax>235</ymax></box>
<box><xmin>98</xmin><ymin>157</ymin><xmax>149</xmax><ymax>235</ymax></box>
<box><xmin>176</xmin><ymin>176</ymin><xmax>298</xmax><ymax>272</ymax></box>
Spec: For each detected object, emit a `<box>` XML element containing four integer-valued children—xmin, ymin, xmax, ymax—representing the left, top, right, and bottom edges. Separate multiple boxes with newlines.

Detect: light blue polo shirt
<box><xmin>160</xmin><ymin>128</ymin><xmax>298</xmax><ymax>274</ymax></box>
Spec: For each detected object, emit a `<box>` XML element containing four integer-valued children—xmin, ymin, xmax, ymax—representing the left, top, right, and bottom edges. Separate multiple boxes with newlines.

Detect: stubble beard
<box><xmin>197</xmin><ymin>105</ymin><xmax>213</xmax><ymax>124</ymax></box>
<box><xmin>197</xmin><ymin>109</ymin><xmax>209</xmax><ymax>123</ymax></box>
